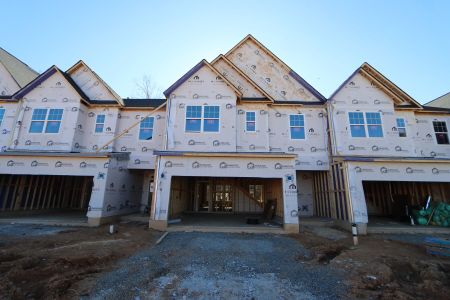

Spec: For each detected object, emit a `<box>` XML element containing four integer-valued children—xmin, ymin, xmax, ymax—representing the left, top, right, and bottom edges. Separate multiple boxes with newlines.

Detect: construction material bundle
<box><xmin>412</xmin><ymin>202</ymin><xmax>450</xmax><ymax>226</ymax></box>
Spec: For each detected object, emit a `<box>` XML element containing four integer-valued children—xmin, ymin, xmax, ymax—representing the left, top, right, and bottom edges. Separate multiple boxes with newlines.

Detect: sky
<box><xmin>1</xmin><ymin>0</ymin><xmax>449</xmax><ymax>103</ymax></box>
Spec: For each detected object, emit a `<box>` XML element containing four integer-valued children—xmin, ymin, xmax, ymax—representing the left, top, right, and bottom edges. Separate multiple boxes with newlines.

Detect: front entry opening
<box><xmin>168</xmin><ymin>177</ymin><xmax>283</xmax><ymax>227</ymax></box>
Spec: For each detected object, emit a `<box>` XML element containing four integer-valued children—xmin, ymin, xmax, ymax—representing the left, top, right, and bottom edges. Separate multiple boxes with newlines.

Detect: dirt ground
<box><xmin>0</xmin><ymin>222</ymin><xmax>449</xmax><ymax>299</ymax></box>
<box><xmin>294</xmin><ymin>227</ymin><xmax>450</xmax><ymax>300</ymax></box>
<box><xmin>0</xmin><ymin>222</ymin><xmax>159</xmax><ymax>299</ymax></box>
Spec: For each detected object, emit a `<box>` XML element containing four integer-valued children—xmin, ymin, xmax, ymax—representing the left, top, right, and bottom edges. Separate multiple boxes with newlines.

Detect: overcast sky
<box><xmin>2</xmin><ymin>0</ymin><xmax>449</xmax><ymax>102</ymax></box>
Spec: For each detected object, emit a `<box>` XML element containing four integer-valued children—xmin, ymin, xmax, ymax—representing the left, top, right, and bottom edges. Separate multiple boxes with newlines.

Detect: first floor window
<box><xmin>0</xmin><ymin>108</ymin><xmax>5</xmax><ymax>126</ymax></box>
<box><xmin>203</xmin><ymin>106</ymin><xmax>220</xmax><ymax>132</ymax></box>
<box><xmin>289</xmin><ymin>114</ymin><xmax>305</xmax><ymax>139</ymax></box>
<box><xmin>365</xmin><ymin>112</ymin><xmax>383</xmax><ymax>137</ymax></box>
<box><xmin>185</xmin><ymin>105</ymin><xmax>220</xmax><ymax>132</ymax></box>
<box><xmin>433</xmin><ymin>121</ymin><xmax>449</xmax><ymax>144</ymax></box>
<box><xmin>349</xmin><ymin>112</ymin><xmax>366</xmax><ymax>137</ymax></box>
<box><xmin>95</xmin><ymin>114</ymin><xmax>105</xmax><ymax>133</ymax></box>
<box><xmin>396</xmin><ymin>118</ymin><xmax>407</xmax><ymax>137</ymax></box>
<box><xmin>245</xmin><ymin>111</ymin><xmax>256</xmax><ymax>132</ymax></box>
<box><xmin>185</xmin><ymin>105</ymin><xmax>202</xmax><ymax>132</ymax></box>
<box><xmin>139</xmin><ymin>117</ymin><xmax>154</xmax><ymax>140</ymax></box>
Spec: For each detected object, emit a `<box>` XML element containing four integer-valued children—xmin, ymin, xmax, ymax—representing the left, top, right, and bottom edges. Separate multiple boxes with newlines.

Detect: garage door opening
<box><xmin>168</xmin><ymin>176</ymin><xmax>284</xmax><ymax>228</ymax></box>
<box><xmin>363</xmin><ymin>181</ymin><xmax>450</xmax><ymax>226</ymax></box>
<box><xmin>0</xmin><ymin>174</ymin><xmax>93</xmax><ymax>222</ymax></box>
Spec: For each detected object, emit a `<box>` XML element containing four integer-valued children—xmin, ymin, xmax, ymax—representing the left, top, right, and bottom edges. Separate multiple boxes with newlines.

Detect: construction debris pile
<box><xmin>412</xmin><ymin>202</ymin><xmax>450</xmax><ymax>227</ymax></box>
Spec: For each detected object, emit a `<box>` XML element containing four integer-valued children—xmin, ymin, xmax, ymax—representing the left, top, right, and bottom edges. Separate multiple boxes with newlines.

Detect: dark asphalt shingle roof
<box><xmin>122</xmin><ymin>98</ymin><xmax>166</xmax><ymax>108</ymax></box>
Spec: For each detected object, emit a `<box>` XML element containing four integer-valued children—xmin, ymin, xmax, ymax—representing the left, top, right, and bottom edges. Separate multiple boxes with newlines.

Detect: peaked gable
<box><xmin>225</xmin><ymin>35</ymin><xmax>326</xmax><ymax>103</ymax></box>
<box><xmin>164</xmin><ymin>59</ymin><xmax>242</xmax><ymax>98</ymax></box>
<box><xmin>330</xmin><ymin>62</ymin><xmax>422</xmax><ymax>109</ymax></box>
<box><xmin>0</xmin><ymin>47</ymin><xmax>38</xmax><ymax>89</ymax></box>
<box><xmin>211</xmin><ymin>55</ymin><xmax>273</xmax><ymax>101</ymax></box>
<box><xmin>0</xmin><ymin>61</ymin><xmax>20</xmax><ymax>96</ymax></box>
<box><xmin>67</xmin><ymin>60</ymin><xmax>123</xmax><ymax>105</ymax></box>
<box><xmin>425</xmin><ymin>91</ymin><xmax>450</xmax><ymax>109</ymax></box>
<box><xmin>13</xmin><ymin>65</ymin><xmax>89</xmax><ymax>101</ymax></box>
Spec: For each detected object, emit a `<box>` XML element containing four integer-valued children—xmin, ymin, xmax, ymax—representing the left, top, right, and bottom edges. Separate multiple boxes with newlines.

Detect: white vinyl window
<box><xmin>348</xmin><ymin>112</ymin><xmax>383</xmax><ymax>138</ymax></box>
<box><xmin>29</xmin><ymin>108</ymin><xmax>64</xmax><ymax>133</ymax></box>
<box><xmin>289</xmin><ymin>114</ymin><xmax>305</xmax><ymax>139</ymax></box>
<box><xmin>185</xmin><ymin>105</ymin><xmax>220</xmax><ymax>132</ymax></box>
<box><xmin>139</xmin><ymin>117</ymin><xmax>154</xmax><ymax>140</ymax></box>
<box><xmin>95</xmin><ymin>114</ymin><xmax>105</xmax><ymax>133</ymax></box>
<box><xmin>245</xmin><ymin>111</ymin><xmax>256</xmax><ymax>132</ymax></box>
<box><xmin>0</xmin><ymin>108</ymin><xmax>5</xmax><ymax>126</ymax></box>
<box><xmin>396</xmin><ymin>118</ymin><xmax>406</xmax><ymax>137</ymax></box>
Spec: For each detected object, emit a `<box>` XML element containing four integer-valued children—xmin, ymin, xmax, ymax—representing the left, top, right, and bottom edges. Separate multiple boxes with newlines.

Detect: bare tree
<box><xmin>134</xmin><ymin>75</ymin><xmax>163</xmax><ymax>98</ymax></box>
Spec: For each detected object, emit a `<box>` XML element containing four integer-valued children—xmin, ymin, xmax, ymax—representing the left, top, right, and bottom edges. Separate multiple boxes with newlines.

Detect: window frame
<box><xmin>245</xmin><ymin>111</ymin><xmax>256</xmax><ymax>132</ymax></box>
<box><xmin>185</xmin><ymin>105</ymin><xmax>220</xmax><ymax>133</ymax></box>
<box><xmin>396</xmin><ymin>118</ymin><xmax>407</xmax><ymax>138</ymax></box>
<box><xmin>289</xmin><ymin>114</ymin><xmax>306</xmax><ymax>140</ymax></box>
<box><xmin>348</xmin><ymin>112</ymin><xmax>366</xmax><ymax>138</ymax></box>
<box><xmin>348</xmin><ymin>111</ymin><xmax>384</xmax><ymax>138</ymax></box>
<box><xmin>433</xmin><ymin>120</ymin><xmax>450</xmax><ymax>145</ymax></box>
<box><xmin>95</xmin><ymin>114</ymin><xmax>106</xmax><ymax>134</ymax></box>
<box><xmin>0</xmin><ymin>108</ymin><xmax>5</xmax><ymax>127</ymax></box>
<box><xmin>203</xmin><ymin>105</ymin><xmax>220</xmax><ymax>133</ymax></box>
<box><xmin>29</xmin><ymin>108</ymin><xmax>64</xmax><ymax>134</ymax></box>
<box><xmin>365</xmin><ymin>112</ymin><xmax>383</xmax><ymax>138</ymax></box>
<box><xmin>139</xmin><ymin>116</ymin><xmax>155</xmax><ymax>141</ymax></box>
<box><xmin>185</xmin><ymin>105</ymin><xmax>202</xmax><ymax>132</ymax></box>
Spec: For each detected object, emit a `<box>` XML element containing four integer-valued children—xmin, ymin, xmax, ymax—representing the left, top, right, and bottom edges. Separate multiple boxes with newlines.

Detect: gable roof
<box><xmin>12</xmin><ymin>65</ymin><xmax>90</xmax><ymax>101</ymax></box>
<box><xmin>163</xmin><ymin>59</ymin><xmax>243</xmax><ymax>98</ymax></box>
<box><xmin>225</xmin><ymin>34</ymin><xmax>326</xmax><ymax>103</ymax></box>
<box><xmin>66</xmin><ymin>60</ymin><xmax>123</xmax><ymax>105</ymax></box>
<box><xmin>211</xmin><ymin>54</ymin><xmax>274</xmax><ymax>102</ymax></box>
<box><xmin>12</xmin><ymin>65</ymin><xmax>120</xmax><ymax>106</ymax></box>
<box><xmin>0</xmin><ymin>47</ymin><xmax>38</xmax><ymax>88</ymax></box>
<box><xmin>425</xmin><ymin>91</ymin><xmax>450</xmax><ymax>109</ymax></box>
<box><xmin>329</xmin><ymin>62</ymin><xmax>422</xmax><ymax>108</ymax></box>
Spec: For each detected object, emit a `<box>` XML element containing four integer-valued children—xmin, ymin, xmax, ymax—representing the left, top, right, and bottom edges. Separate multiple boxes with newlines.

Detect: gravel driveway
<box><xmin>86</xmin><ymin>232</ymin><xmax>345</xmax><ymax>299</ymax></box>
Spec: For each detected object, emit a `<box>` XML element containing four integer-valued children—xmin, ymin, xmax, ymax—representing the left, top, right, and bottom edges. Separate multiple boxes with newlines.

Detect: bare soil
<box><xmin>0</xmin><ymin>222</ymin><xmax>449</xmax><ymax>299</ymax></box>
<box><xmin>293</xmin><ymin>228</ymin><xmax>450</xmax><ymax>300</ymax></box>
<box><xmin>0</xmin><ymin>222</ymin><xmax>159</xmax><ymax>299</ymax></box>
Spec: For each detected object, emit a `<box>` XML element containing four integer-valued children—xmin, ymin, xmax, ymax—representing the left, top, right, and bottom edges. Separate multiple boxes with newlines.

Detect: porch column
<box><xmin>149</xmin><ymin>162</ymin><xmax>171</xmax><ymax>231</ymax></box>
<box><xmin>282</xmin><ymin>173</ymin><xmax>300</xmax><ymax>233</ymax></box>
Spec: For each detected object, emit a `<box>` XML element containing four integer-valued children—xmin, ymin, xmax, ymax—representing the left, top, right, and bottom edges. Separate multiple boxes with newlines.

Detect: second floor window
<box><xmin>348</xmin><ymin>112</ymin><xmax>383</xmax><ymax>138</ymax></box>
<box><xmin>396</xmin><ymin>118</ymin><xmax>407</xmax><ymax>137</ymax></box>
<box><xmin>95</xmin><ymin>114</ymin><xmax>105</xmax><ymax>133</ymax></box>
<box><xmin>139</xmin><ymin>117</ymin><xmax>154</xmax><ymax>140</ymax></box>
<box><xmin>349</xmin><ymin>112</ymin><xmax>366</xmax><ymax>137</ymax></box>
<box><xmin>245</xmin><ymin>111</ymin><xmax>256</xmax><ymax>132</ymax></box>
<box><xmin>433</xmin><ymin>121</ymin><xmax>449</xmax><ymax>145</ymax></box>
<box><xmin>185</xmin><ymin>105</ymin><xmax>220</xmax><ymax>132</ymax></box>
<box><xmin>289</xmin><ymin>114</ymin><xmax>305</xmax><ymax>139</ymax></box>
<box><xmin>366</xmin><ymin>112</ymin><xmax>383</xmax><ymax>137</ymax></box>
<box><xmin>0</xmin><ymin>108</ymin><xmax>5</xmax><ymax>126</ymax></box>
<box><xmin>203</xmin><ymin>106</ymin><xmax>220</xmax><ymax>132</ymax></box>
<box><xmin>29</xmin><ymin>108</ymin><xmax>63</xmax><ymax>133</ymax></box>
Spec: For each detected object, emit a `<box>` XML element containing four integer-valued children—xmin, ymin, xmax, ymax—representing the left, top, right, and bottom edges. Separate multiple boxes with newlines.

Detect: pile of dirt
<box><xmin>294</xmin><ymin>229</ymin><xmax>450</xmax><ymax>299</ymax></box>
<box><xmin>0</xmin><ymin>222</ymin><xmax>158</xmax><ymax>299</ymax></box>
